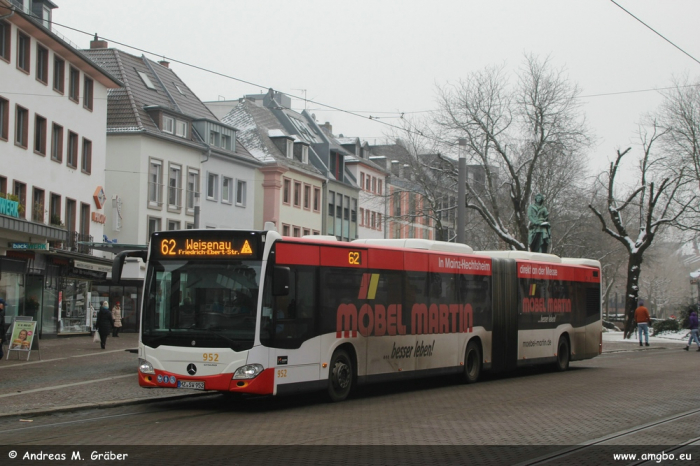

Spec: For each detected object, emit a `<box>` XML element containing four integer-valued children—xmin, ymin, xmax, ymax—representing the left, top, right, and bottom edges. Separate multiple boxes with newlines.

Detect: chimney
<box><xmin>90</xmin><ymin>34</ymin><xmax>108</xmax><ymax>49</ymax></box>
<box><xmin>320</xmin><ymin>121</ymin><xmax>333</xmax><ymax>136</ymax></box>
<box><xmin>158</xmin><ymin>60</ymin><xmax>170</xmax><ymax>68</ymax></box>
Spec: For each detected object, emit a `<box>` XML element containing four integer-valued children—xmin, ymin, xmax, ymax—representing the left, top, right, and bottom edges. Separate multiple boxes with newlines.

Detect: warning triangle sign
<box><xmin>241</xmin><ymin>240</ymin><xmax>252</xmax><ymax>254</ymax></box>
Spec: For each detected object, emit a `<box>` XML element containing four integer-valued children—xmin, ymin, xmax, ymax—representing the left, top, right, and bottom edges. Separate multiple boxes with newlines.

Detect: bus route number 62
<box><xmin>348</xmin><ymin>251</ymin><xmax>361</xmax><ymax>265</ymax></box>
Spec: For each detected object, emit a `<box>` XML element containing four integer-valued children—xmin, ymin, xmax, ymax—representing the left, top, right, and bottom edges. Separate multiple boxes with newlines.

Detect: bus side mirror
<box><xmin>112</xmin><ymin>250</ymin><xmax>148</xmax><ymax>284</ymax></box>
<box><xmin>273</xmin><ymin>266</ymin><xmax>290</xmax><ymax>296</ymax></box>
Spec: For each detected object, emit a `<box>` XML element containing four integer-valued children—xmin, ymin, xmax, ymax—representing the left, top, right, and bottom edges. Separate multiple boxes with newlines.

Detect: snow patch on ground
<box><xmin>603</xmin><ymin>328</ymin><xmax>689</xmax><ymax>342</ymax></box>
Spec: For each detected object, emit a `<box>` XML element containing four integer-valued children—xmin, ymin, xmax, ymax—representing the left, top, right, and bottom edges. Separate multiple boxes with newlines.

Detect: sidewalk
<box><xmin>0</xmin><ymin>331</ymin><xmax>690</xmax><ymax>420</ymax></box>
<box><xmin>0</xmin><ymin>333</ymin><xmax>207</xmax><ymax>419</ymax></box>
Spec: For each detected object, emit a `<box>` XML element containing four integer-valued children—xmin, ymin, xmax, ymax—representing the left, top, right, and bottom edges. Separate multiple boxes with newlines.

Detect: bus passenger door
<box><xmin>491</xmin><ymin>258</ymin><xmax>518</xmax><ymax>373</ymax></box>
<box><xmin>264</xmin><ymin>266</ymin><xmax>321</xmax><ymax>395</ymax></box>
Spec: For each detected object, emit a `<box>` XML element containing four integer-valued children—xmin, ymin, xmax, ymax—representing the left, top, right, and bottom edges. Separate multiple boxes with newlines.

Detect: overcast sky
<box><xmin>52</xmin><ymin>0</ymin><xmax>700</xmax><ymax>174</ymax></box>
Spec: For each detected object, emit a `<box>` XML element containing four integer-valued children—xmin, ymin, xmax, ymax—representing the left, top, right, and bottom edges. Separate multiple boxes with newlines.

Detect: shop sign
<box><xmin>0</xmin><ymin>197</ymin><xmax>19</xmax><ymax>218</ymax></box>
<box><xmin>93</xmin><ymin>186</ymin><xmax>106</xmax><ymax>209</ymax></box>
<box><xmin>91</xmin><ymin>212</ymin><xmax>106</xmax><ymax>224</ymax></box>
<box><xmin>9</xmin><ymin>242</ymin><xmax>49</xmax><ymax>251</ymax></box>
<box><xmin>74</xmin><ymin>260</ymin><xmax>112</xmax><ymax>274</ymax></box>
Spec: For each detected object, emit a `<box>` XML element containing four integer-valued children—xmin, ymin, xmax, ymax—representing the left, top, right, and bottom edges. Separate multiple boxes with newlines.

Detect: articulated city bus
<box><xmin>114</xmin><ymin>229</ymin><xmax>602</xmax><ymax>402</ymax></box>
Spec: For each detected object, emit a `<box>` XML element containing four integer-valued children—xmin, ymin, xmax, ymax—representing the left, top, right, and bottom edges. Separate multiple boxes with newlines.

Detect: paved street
<box><xmin>0</xmin><ymin>333</ymin><xmax>697</xmax><ymax>465</ymax></box>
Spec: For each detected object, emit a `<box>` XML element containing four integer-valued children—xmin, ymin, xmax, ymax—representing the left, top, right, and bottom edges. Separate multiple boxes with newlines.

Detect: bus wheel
<box><xmin>555</xmin><ymin>336</ymin><xmax>570</xmax><ymax>372</ymax></box>
<box><xmin>463</xmin><ymin>340</ymin><xmax>482</xmax><ymax>384</ymax></box>
<box><xmin>327</xmin><ymin>349</ymin><xmax>353</xmax><ymax>402</ymax></box>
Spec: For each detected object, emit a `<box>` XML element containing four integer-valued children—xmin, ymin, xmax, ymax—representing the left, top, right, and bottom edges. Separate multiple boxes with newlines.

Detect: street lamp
<box><xmin>193</xmin><ymin>192</ymin><xmax>200</xmax><ymax>229</ymax></box>
<box><xmin>457</xmin><ymin>138</ymin><xmax>467</xmax><ymax>244</ymax></box>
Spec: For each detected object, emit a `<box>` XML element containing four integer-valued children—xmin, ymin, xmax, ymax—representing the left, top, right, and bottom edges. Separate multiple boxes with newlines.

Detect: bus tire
<box><xmin>555</xmin><ymin>335</ymin><xmax>570</xmax><ymax>372</ymax></box>
<box><xmin>463</xmin><ymin>340</ymin><xmax>482</xmax><ymax>384</ymax></box>
<box><xmin>327</xmin><ymin>348</ymin><xmax>353</xmax><ymax>402</ymax></box>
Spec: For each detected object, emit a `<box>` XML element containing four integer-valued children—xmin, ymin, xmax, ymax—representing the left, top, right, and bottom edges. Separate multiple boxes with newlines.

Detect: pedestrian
<box><xmin>634</xmin><ymin>299</ymin><xmax>651</xmax><ymax>347</ymax></box>
<box><xmin>95</xmin><ymin>301</ymin><xmax>113</xmax><ymax>350</ymax></box>
<box><xmin>684</xmin><ymin>309</ymin><xmax>700</xmax><ymax>351</ymax></box>
<box><xmin>0</xmin><ymin>298</ymin><xmax>5</xmax><ymax>359</ymax></box>
<box><xmin>111</xmin><ymin>302</ymin><xmax>122</xmax><ymax>337</ymax></box>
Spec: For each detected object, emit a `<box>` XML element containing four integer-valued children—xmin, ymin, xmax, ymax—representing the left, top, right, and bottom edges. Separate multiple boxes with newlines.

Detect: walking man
<box><xmin>635</xmin><ymin>300</ymin><xmax>651</xmax><ymax>347</ymax></box>
<box><xmin>684</xmin><ymin>309</ymin><xmax>700</xmax><ymax>351</ymax></box>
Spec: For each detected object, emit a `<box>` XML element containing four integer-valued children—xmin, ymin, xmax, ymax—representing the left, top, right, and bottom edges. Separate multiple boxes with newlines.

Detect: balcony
<box><xmin>66</xmin><ymin>231</ymin><xmax>93</xmax><ymax>254</ymax></box>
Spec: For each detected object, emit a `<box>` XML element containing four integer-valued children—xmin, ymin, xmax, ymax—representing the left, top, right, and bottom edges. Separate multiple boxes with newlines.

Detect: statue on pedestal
<box><xmin>528</xmin><ymin>193</ymin><xmax>550</xmax><ymax>253</ymax></box>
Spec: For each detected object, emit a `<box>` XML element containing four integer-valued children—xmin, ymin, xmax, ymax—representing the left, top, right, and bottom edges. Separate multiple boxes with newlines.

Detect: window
<box><xmin>286</xmin><ymin>139</ymin><xmax>293</xmax><ymax>159</ymax></box>
<box><xmin>366</xmin><ymin>175</ymin><xmax>371</xmax><ymax>191</ymax></box>
<box><xmin>393</xmin><ymin>191</ymin><xmax>401</xmax><ymax>217</ymax></box>
<box><xmin>51</xmin><ymin>123</ymin><xmax>63</xmax><ymax>162</ymax></box>
<box><xmin>36</xmin><ymin>44</ymin><xmax>48</xmax><ymax>84</ymax></box>
<box><xmin>69</xmin><ymin>67</ymin><xmax>79</xmax><ymax>102</ymax></box>
<box><xmin>65</xmin><ymin>198</ymin><xmax>76</xmax><ymax>231</ymax></box>
<box><xmin>175</xmin><ymin>120</ymin><xmax>187</xmax><ymax>138</ymax></box>
<box><xmin>147</xmin><ymin>217</ymin><xmax>161</xmax><ymax>237</ymax></box>
<box><xmin>0</xmin><ymin>20</ymin><xmax>10</xmax><ymax>62</ymax></box>
<box><xmin>185</xmin><ymin>222</ymin><xmax>194</xmax><ymax>230</ymax></box>
<box><xmin>15</xmin><ymin>105</ymin><xmax>28</xmax><ymax>148</ymax></box>
<box><xmin>377</xmin><ymin>213</ymin><xmax>382</xmax><ymax>231</ymax></box>
<box><xmin>49</xmin><ymin>193</ymin><xmax>61</xmax><ymax>225</ymax></box>
<box><xmin>0</xmin><ymin>97</ymin><xmax>8</xmax><ymax>141</ymax></box>
<box><xmin>303</xmin><ymin>228</ymin><xmax>310</xmax><ymax>236</ymax></box>
<box><xmin>186</xmin><ymin>169</ymin><xmax>199</xmax><ymax>212</ymax></box>
<box><xmin>372</xmin><ymin>177</ymin><xmax>377</xmax><ymax>193</ymax></box>
<box><xmin>167</xmin><ymin>220</ymin><xmax>180</xmax><ymax>231</ymax></box>
<box><xmin>207</xmin><ymin>172</ymin><xmax>218</xmax><ymax>200</ymax></box>
<box><xmin>162</xmin><ymin>115</ymin><xmax>174</xmax><ymax>134</ymax></box>
<box><xmin>34</xmin><ymin>114</ymin><xmax>46</xmax><ymax>155</ymax></box>
<box><xmin>83</xmin><ymin>76</ymin><xmax>94</xmax><ymax>110</ymax></box>
<box><xmin>293</xmin><ymin>226</ymin><xmax>301</xmax><ymax>237</ymax></box>
<box><xmin>365</xmin><ymin>210</ymin><xmax>370</xmax><ymax>228</ymax></box>
<box><xmin>148</xmin><ymin>159</ymin><xmax>163</xmax><ymax>206</ymax></box>
<box><xmin>221</xmin><ymin>176</ymin><xmax>232</xmax><ymax>203</ymax></box>
<box><xmin>282</xmin><ymin>224</ymin><xmax>290</xmax><ymax>236</ymax></box>
<box><xmin>17</xmin><ymin>31</ymin><xmax>29</xmax><ymax>73</ymax></box>
<box><xmin>32</xmin><ymin>187</ymin><xmax>45</xmax><ymax>222</ymax></box>
<box><xmin>66</xmin><ymin>131</ymin><xmax>78</xmax><ymax>168</ymax></box>
<box><xmin>209</xmin><ymin>130</ymin><xmax>219</xmax><ymax>146</ymax></box>
<box><xmin>13</xmin><ymin>181</ymin><xmax>26</xmax><ymax>218</ymax></box>
<box><xmin>313</xmin><ymin>187</ymin><xmax>320</xmax><ymax>212</ymax></box>
<box><xmin>378</xmin><ymin>179</ymin><xmax>383</xmax><ymax>195</ymax></box>
<box><xmin>80</xmin><ymin>138</ymin><xmax>90</xmax><ymax>173</ymax></box>
<box><xmin>371</xmin><ymin>212</ymin><xmax>376</xmax><ymax>230</ymax></box>
<box><xmin>236</xmin><ymin>180</ymin><xmax>246</xmax><ymax>206</ymax></box>
<box><xmin>0</xmin><ymin>176</ymin><xmax>5</xmax><ymax>196</ymax></box>
<box><xmin>79</xmin><ymin>203</ymin><xmax>89</xmax><ymax>237</ymax></box>
<box><xmin>351</xmin><ymin>198</ymin><xmax>357</xmax><ymax>226</ymax></box>
<box><xmin>293</xmin><ymin>181</ymin><xmax>301</xmax><ymax>207</ymax></box>
<box><xmin>360</xmin><ymin>173</ymin><xmax>365</xmax><ymax>190</ymax></box>
<box><xmin>303</xmin><ymin>184</ymin><xmax>310</xmax><ymax>210</ymax></box>
<box><xmin>137</xmin><ymin>71</ymin><xmax>156</xmax><ymax>90</ymax></box>
<box><xmin>168</xmin><ymin>164</ymin><xmax>181</xmax><ymax>209</ymax></box>
<box><xmin>221</xmin><ymin>134</ymin><xmax>231</xmax><ymax>150</ymax></box>
<box><xmin>301</xmin><ymin>145</ymin><xmax>308</xmax><ymax>164</ymax></box>
<box><xmin>283</xmin><ymin>178</ymin><xmax>291</xmax><ymax>204</ymax></box>
<box><xmin>359</xmin><ymin>208</ymin><xmax>364</xmax><ymax>226</ymax></box>
<box><xmin>53</xmin><ymin>56</ymin><xmax>64</xmax><ymax>93</ymax></box>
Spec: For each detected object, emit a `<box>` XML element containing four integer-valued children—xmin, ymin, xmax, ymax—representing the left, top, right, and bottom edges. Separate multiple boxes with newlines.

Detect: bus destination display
<box><xmin>157</xmin><ymin>237</ymin><xmax>256</xmax><ymax>258</ymax></box>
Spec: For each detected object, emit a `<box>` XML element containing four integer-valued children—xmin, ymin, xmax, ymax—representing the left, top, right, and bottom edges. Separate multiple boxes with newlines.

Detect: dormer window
<box><xmin>302</xmin><ymin>145</ymin><xmax>309</xmax><ymax>164</ymax></box>
<box><xmin>163</xmin><ymin>115</ymin><xmax>174</xmax><ymax>134</ymax></box>
<box><xmin>209</xmin><ymin>130</ymin><xmax>219</xmax><ymax>146</ymax></box>
<box><xmin>176</xmin><ymin>120</ymin><xmax>187</xmax><ymax>138</ymax></box>
<box><xmin>286</xmin><ymin>139</ymin><xmax>293</xmax><ymax>159</ymax></box>
<box><xmin>221</xmin><ymin>134</ymin><xmax>231</xmax><ymax>151</ymax></box>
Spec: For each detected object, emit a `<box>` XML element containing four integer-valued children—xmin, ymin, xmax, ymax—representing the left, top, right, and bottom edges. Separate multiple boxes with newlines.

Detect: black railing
<box><xmin>66</xmin><ymin>231</ymin><xmax>93</xmax><ymax>254</ymax></box>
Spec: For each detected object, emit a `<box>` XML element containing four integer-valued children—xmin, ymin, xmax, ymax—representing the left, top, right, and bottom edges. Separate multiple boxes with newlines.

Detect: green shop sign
<box><xmin>0</xmin><ymin>197</ymin><xmax>19</xmax><ymax>218</ymax></box>
<box><xmin>9</xmin><ymin>242</ymin><xmax>49</xmax><ymax>250</ymax></box>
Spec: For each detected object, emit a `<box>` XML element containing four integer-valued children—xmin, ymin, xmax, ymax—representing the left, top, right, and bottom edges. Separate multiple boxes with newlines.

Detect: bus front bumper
<box><xmin>138</xmin><ymin>368</ymin><xmax>275</xmax><ymax>395</ymax></box>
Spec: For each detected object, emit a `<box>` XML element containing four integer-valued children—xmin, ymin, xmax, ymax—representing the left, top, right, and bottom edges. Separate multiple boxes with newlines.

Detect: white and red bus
<box><xmin>114</xmin><ymin>229</ymin><xmax>602</xmax><ymax>402</ymax></box>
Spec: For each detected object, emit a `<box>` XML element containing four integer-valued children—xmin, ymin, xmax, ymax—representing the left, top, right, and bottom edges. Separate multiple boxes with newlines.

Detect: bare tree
<box><xmin>589</xmin><ymin>123</ymin><xmax>699</xmax><ymax>337</ymax></box>
<box><xmin>433</xmin><ymin>54</ymin><xmax>592</xmax><ymax>250</ymax></box>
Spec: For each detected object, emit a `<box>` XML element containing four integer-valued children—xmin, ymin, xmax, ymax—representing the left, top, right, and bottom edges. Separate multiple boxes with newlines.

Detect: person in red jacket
<box><xmin>635</xmin><ymin>300</ymin><xmax>651</xmax><ymax>347</ymax></box>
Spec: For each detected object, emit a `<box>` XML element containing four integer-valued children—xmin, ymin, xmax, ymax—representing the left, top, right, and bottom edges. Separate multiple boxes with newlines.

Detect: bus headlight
<box><xmin>233</xmin><ymin>364</ymin><xmax>264</xmax><ymax>379</ymax></box>
<box><xmin>138</xmin><ymin>358</ymin><xmax>155</xmax><ymax>374</ymax></box>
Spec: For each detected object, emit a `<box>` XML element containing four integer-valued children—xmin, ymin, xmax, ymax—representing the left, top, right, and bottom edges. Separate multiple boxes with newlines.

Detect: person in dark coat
<box><xmin>95</xmin><ymin>301</ymin><xmax>113</xmax><ymax>349</ymax></box>
<box><xmin>684</xmin><ymin>310</ymin><xmax>700</xmax><ymax>351</ymax></box>
<box><xmin>0</xmin><ymin>298</ymin><xmax>5</xmax><ymax>359</ymax></box>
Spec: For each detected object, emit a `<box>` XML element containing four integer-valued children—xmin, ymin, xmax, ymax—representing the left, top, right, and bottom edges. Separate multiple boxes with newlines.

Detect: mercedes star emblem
<box><xmin>187</xmin><ymin>364</ymin><xmax>197</xmax><ymax>375</ymax></box>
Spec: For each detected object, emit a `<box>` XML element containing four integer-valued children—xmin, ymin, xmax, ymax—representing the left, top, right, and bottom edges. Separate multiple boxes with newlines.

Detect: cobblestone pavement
<box><xmin>0</xmin><ymin>331</ymin><xmax>688</xmax><ymax>419</ymax></box>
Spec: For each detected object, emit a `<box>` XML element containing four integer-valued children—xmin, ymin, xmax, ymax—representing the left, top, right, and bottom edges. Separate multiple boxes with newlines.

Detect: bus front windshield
<box><xmin>142</xmin><ymin>259</ymin><xmax>262</xmax><ymax>351</ymax></box>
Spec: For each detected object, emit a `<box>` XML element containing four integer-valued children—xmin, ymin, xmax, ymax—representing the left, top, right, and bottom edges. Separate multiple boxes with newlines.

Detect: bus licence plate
<box><xmin>178</xmin><ymin>381</ymin><xmax>204</xmax><ymax>390</ymax></box>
